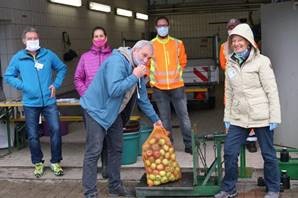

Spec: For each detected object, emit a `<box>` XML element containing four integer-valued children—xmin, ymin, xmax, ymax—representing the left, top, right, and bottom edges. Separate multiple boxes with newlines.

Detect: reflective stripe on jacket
<box><xmin>149</xmin><ymin>36</ymin><xmax>187</xmax><ymax>90</ymax></box>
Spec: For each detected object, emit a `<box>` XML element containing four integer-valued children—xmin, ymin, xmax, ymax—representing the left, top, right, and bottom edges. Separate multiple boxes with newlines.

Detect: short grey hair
<box><xmin>22</xmin><ymin>26</ymin><xmax>39</xmax><ymax>39</ymax></box>
<box><xmin>132</xmin><ymin>40</ymin><xmax>153</xmax><ymax>53</ymax></box>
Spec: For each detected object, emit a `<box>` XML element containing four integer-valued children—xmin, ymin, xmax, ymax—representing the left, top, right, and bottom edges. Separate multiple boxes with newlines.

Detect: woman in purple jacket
<box><xmin>74</xmin><ymin>27</ymin><xmax>112</xmax><ymax>179</ymax></box>
<box><xmin>74</xmin><ymin>26</ymin><xmax>112</xmax><ymax>96</ymax></box>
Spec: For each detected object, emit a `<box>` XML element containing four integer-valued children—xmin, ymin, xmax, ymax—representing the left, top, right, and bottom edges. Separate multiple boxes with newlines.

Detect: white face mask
<box><xmin>25</xmin><ymin>40</ymin><xmax>40</xmax><ymax>52</ymax></box>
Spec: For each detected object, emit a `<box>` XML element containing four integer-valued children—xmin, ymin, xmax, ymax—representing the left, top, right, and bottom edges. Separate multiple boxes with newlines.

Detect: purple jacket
<box><xmin>74</xmin><ymin>44</ymin><xmax>112</xmax><ymax>96</ymax></box>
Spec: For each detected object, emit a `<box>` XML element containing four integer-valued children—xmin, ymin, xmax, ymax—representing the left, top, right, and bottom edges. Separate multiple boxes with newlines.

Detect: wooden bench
<box><xmin>12</xmin><ymin>115</ymin><xmax>140</xmax><ymax>149</ymax></box>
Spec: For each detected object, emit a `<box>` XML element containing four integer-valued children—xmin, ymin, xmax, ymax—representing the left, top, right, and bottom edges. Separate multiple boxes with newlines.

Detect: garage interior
<box><xmin>0</xmin><ymin>0</ymin><xmax>298</xmax><ymax>197</ymax></box>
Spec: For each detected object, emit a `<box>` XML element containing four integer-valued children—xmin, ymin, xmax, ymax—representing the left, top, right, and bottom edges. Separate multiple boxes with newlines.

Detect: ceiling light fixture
<box><xmin>48</xmin><ymin>0</ymin><xmax>82</xmax><ymax>7</ymax></box>
<box><xmin>136</xmin><ymin>12</ymin><xmax>148</xmax><ymax>20</ymax></box>
<box><xmin>116</xmin><ymin>8</ymin><xmax>133</xmax><ymax>17</ymax></box>
<box><xmin>89</xmin><ymin>2</ymin><xmax>111</xmax><ymax>13</ymax></box>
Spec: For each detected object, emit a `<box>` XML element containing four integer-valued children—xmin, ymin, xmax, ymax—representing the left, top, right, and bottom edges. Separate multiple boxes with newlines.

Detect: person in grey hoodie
<box><xmin>215</xmin><ymin>23</ymin><xmax>281</xmax><ymax>198</ymax></box>
<box><xmin>80</xmin><ymin>40</ymin><xmax>163</xmax><ymax>198</ymax></box>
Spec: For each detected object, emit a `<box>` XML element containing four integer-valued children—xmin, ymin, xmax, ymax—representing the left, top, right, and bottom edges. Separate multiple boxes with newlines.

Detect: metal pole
<box><xmin>239</xmin><ymin>145</ymin><xmax>246</xmax><ymax>178</ymax></box>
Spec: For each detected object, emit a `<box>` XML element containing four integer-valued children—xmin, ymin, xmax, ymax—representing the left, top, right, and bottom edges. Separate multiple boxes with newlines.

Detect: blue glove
<box><xmin>269</xmin><ymin>123</ymin><xmax>279</xmax><ymax>131</ymax></box>
<box><xmin>224</xmin><ymin>122</ymin><xmax>230</xmax><ymax>129</ymax></box>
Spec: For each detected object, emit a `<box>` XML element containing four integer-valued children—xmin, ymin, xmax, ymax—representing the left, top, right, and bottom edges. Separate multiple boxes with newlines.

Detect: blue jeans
<box><xmin>23</xmin><ymin>104</ymin><xmax>62</xmax><ymax>164</ymax></box>
<box><xmin>222</xmin><ymin>125</ymin><xmax>280</xmax><ymax>193</ymax></box>
<box><xmin>152</xmin><ymin>87</ymin><xmax>192</xmax><ymax>148</ymax></box>
<box><xmin>82</xmin><ymin>111</ymin><xmax>123</xmax><ymax>197</ymax></box>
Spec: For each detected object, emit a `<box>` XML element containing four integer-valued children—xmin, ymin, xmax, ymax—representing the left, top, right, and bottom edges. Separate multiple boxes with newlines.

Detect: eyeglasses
<box><xmin>156</xmin><ymin>24</ymin><xmax>168</xmax><ymax>28</ymax></box>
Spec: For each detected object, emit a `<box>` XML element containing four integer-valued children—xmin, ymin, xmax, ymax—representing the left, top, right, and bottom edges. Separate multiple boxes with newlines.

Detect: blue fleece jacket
<box><xmin>4</xmin><ymin>48</ymin><xmax>67</xmax><ymax>107</ymax></box>
<box><xmin>80</xmin><ymin>49</ymin><xmax>159</xmax><ymax>130</ymax></box>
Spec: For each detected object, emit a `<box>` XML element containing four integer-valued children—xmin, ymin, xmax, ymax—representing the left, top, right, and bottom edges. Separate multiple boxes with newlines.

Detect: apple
<box><xmin>166</xmin><ymin>172</ymin><xmax>171</xmax><ymax>178</ymax></box>
<box><xmin>155</xmin><ymin>158</ymin><xmax>161</xmax><ymax>164</ymax></box>
<box><xmin>149</xmin><ymin>174</ymin><xmax>155</xmax><ymax>180</ymax></box>
<box><xmin>156</xmin><ymin>164</ymin><xmax>164</xmax><ymax>171</ymax></box>
<box><xmin>147</xmin><ymin>179</ymin><xmax>154</xmax><ymax>186</ymax></box>
<box><xmin>170</xmin><ymin>153</ymin><xmax>176</xmax><ymax>160</ymax></box>
<box><xmin>158</xmin><ymin>138</ymin><xmax>166</xmax><ymax>145</ymax></box>
<box><xmin>148</xmin><ymin>156</ymin><xmax>155</xmax><ymax>163</ymax></box>
<box><xmin>153</xmin><ymin>150</ymin><xmax>161</xmax><ymax>158</ymax></box>
<box><xmin>149</xmin><ymin>138</ymin><xmax>157</xmax><ymax>144</ymax></box>
<box><xmin>161</xmin><ymin>176</ymin><xmax>168</xmax><ymax>183</ymax></box>
<box><xmin>146</xmin><ymin>150</ymin><xmax>153</xmax><ymax>157</ymax></box>
<box><xmin>163</xmin><ymin>144</ymin><xmax>169</xmax><ymax>151</ymax></box>
<box><xmin>164</xmin><ymin>152</ymin><xmax>170</xmax><ymax>159</ymax></box>
<box><xmin>151</xmin><ymin>143</ymin><xmax>160</xmax><ymax>151</ymax></box>
<box><xmin>155</xmin><ymin>174</ymin><xmax>161</xmax><ymax>181</ymax></box>
<box><xmin>143</xmin><ymin>144</ymin><xmax>150</xmax><ymax>151</ymax></box>
<box><xmin>154</xmin><ymin>180</ymin><xmax>161</xmax><ymax>185</ymax></box>
<box><xmin>169</xmin><ymin>174</ymin><xmax>176</xmax><ymax>181</ymax></box>
<box><xmin>146</xmin><ymin>167</ymin><xmax>153</xmax><ymax>174</ymax></box>
<box><xmin>153</xmin><ymin>170</ymin><xmax>159</xmax><ymax>175</ymax></box>
<box><xmin>145</xmin><ymin>160</ymin><xmax>151</xmax><ymax>166</ymax></box>
<box><xmin>159</xmin><ymin>149</ymin><xmax>165</xmax><ymax>156</ymax></box>
<box><xmin>169</xmin><ymin>147</ymin><xmax>174</xmax><ymax>154</ymax></box>
<box><xmin>162</xmin><ymin>159</ymin><xmax>169</xmax><ymax>166</ymax></box>
<box><xmin>159</xmin><ymin>170</ymin><xmax>166</xmax><ymax>177</ymax></box>
<box><xmin>165</xmin><ymin>166</ymin><xmax>171</xmax><ymax>172</ymax></box>
<box><xmin>150</xmin><ymin>163</ymin><xmax>156</xmax><ymax>170</ymax></box>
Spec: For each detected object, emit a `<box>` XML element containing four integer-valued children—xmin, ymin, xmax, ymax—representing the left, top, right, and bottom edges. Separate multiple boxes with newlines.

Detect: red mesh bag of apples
<box><xmin>142</xmin><ymin>126</ymin><xmax>182</xmax><ymax>186</ymax></box>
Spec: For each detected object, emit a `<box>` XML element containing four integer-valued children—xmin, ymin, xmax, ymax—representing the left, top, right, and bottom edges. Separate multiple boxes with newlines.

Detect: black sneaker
<box><xmin>108</xmin><ymin>186</ymin><xmax>134</xmax><ymax>197</ymax></box>
<box><xmin>185</xmin><ymin>147</ymin><xmax>193</xmax><ymax>155</ymax></box>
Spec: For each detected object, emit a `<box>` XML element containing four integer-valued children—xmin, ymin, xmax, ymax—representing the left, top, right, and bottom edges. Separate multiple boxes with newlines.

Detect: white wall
<box><xmin>261</xmin><ymin>2</ymin><xmax>298</xmax><ymax>147</ymax></box>
<box><xmin>0</xmin><ymin>0</ymin><xmax>148</xmax><ymax>99</ymax></box>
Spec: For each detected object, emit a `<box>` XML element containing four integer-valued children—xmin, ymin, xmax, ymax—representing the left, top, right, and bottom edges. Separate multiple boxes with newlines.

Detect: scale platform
<box><xmin>135</xmin><ymin>172</ymin><xmax>220</xmax><ymax>197</ymax></box>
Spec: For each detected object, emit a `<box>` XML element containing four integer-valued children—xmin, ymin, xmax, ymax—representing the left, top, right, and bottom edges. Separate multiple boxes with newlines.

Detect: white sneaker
<box><xmin>214</xmin><ymin>191</ymin><xmax>237</xmax><ymax>198</ymax></box>
<box><xmin>264</xmin><ymin>192</ymin><xmax>279</xmax><ymax>198</ymax></box>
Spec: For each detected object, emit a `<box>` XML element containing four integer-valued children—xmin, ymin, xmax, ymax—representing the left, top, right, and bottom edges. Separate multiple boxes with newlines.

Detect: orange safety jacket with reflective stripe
<box><xmin>219</xmin><ymin>41</ymin><xmax>229</xmax><ymax>71</ymax></box>
<box><xmin>148</xmin><ymin>36</ymin><xmax>187</xmax><ymax>90</ymax></box>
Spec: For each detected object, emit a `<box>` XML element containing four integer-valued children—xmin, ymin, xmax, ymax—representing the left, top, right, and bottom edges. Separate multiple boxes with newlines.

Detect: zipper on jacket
<box><xmin>239</xmin><ymin>61</ymin><xmax>250</xmax><ymax>127</ymax></box>
<box><xmin>33</xmin><ymin>56</ymin><xmax>45</xmax><ymax>106</ymax></box>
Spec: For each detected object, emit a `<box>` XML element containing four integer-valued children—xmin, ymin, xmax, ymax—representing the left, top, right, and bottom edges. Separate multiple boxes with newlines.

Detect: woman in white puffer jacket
<box><xmin>215</xmin><ymin>23</ymin><xmax>281</xmax><ymax>198</ymax></box>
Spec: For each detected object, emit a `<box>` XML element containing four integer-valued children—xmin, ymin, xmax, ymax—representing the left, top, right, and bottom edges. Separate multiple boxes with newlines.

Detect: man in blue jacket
<box><xmin>80</xmin><ymin>40</ymin><xmax>163</xmax><ymax>198</ymax></box>
<box><xmin>4</xmin><ymin>27</ymin><xmax>67</xmax><ymax>178</ymax></box>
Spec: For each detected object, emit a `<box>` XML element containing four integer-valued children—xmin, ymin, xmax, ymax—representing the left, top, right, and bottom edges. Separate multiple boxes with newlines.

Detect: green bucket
<box><xmin>121</xmin><ymin>131</ymin><xmax>140</xmax><ymax>165</ymax></box>
<box><xmin>138</xmin><ymin>126</ymin><xmax>153</xmax><ymax>156</ymax></box>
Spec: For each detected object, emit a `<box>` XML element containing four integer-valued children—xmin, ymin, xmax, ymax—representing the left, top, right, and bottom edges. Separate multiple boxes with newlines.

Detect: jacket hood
<box><xmin>117</xmin><ymin>47</ymin><xmax>136</xmax><ymax>67</ymax></box>
<box><xmin>228</xmin><ymin>23</ymin><xmax>259</xmax><ymax>53</ymax></box>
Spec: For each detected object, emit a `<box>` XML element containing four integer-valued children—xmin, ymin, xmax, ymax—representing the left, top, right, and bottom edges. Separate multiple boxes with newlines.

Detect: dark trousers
<box><xmin>152</xmin><ymin>87</ymin><xmax>192</xmax><ymax>148</ymax></box>
<box><xmin>82</xmin><ymin>111</ymin><xmax>123</xmax><ymax>197</ymax></box>
<box><xmin>221</xmin><ymin>125</ymin><xmax>280</xmax><ymax>193</ymax></box>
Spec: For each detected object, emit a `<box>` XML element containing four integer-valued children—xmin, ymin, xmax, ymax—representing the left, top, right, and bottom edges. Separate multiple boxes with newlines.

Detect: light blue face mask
<box><xmin>156</xmin><ymin>26</ymin><xmax>169</xmax><ymax>37</ymax></box>
<box><xmin>235</xmin><ymin>48</ymin><xmax>249</xmax><ymax>59</ymax></box>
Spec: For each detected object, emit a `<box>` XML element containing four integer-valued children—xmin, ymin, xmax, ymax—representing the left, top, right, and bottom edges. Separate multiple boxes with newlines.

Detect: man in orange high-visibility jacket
<box><xmin>148</xmin><ymin>16</ymin><xmax>192</xmax><ymax>154</ymax></box>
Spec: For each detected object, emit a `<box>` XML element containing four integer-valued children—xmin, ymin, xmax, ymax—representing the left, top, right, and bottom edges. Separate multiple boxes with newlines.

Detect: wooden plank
<box><xmin>147</xmin><ymin>87</ymin><xmax>208</xmax><ymax>94</ymax></box>
<box><xmin>12</xmin><ymin>115</ymin><xmax>139</xmax><ymax>122</ymax></box>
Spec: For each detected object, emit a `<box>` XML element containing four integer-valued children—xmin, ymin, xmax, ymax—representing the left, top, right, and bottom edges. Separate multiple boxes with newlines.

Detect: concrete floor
<box><xmin>0</xmin><ymin>85</ymin><xmax>297</xmax><ymax>197</ymax></box>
